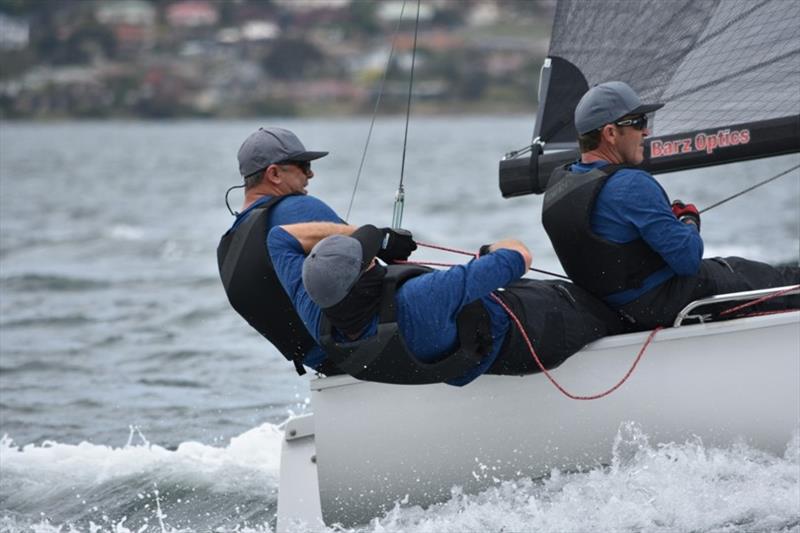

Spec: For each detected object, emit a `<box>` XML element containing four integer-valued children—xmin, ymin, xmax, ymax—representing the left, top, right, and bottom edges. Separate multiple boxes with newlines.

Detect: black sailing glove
<box><xmin>478</xmin><ymin>244</ymin><xmax>492</xmax><ymax>257</ymax></box>
<box><xmin>671</xmin><ymin>199</ymin><xmax>701</xmax><ymax>232</ymax></box>
<box><xmin>377</xmin><ymin>227</ymin><xmax>417</xmax><ymax>262</ymax></box>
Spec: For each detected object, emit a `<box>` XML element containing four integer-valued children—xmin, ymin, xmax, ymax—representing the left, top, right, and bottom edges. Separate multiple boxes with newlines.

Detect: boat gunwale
<box><xmin>310</xmin><ymin>310</ymin><xmax>800</xmax><ymax>391</ymax></box>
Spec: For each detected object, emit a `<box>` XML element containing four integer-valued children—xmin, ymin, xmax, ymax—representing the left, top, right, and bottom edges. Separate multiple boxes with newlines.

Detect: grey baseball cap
<box><xmin>302</xmin><ymin>225</ymin><xmax>383</xmax><ymax>309</ymax></box>
<box><xmin>574</xmin><ymin>81</ymin><xmax>664</xmax><ymax>135</ymax></box>
<box><xmin>237</xmin><ymin>127</ymin><xmax>329</xmax><ymax>178</ymax></box>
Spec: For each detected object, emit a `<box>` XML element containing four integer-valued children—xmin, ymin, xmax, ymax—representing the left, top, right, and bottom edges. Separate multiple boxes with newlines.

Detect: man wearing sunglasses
<box><xmin>542</xmin><ymin>81</ymin><xmax>798</xmax><ymax>328</ymax></box>
<box><xmin>217</xmin><ymin>127</ymin><xmax>417</xmax><ymax>377</ymax></box>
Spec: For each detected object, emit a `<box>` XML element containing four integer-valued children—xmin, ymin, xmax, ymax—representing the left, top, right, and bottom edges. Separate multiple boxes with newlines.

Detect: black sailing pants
<box><xmin>487</xmin><ymin>279</ymin><xmax>626</xmax><ymax>375</ymax></box>
<box><xmin>619</xmin><ymin>257</ymin><xmax>800</xmax><ymax>329</ymax></box>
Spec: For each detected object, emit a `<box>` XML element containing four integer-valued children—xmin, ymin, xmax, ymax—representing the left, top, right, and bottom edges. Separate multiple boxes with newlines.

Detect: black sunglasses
<box><xmin>279</xmin><ymin>160</ymin><xmax>311</xmax><ymax>173</ymax></box>
<box><xmin>613</xmin><ymin>115</ymin><xmax>648</xmax><ymax>130</ymax></box>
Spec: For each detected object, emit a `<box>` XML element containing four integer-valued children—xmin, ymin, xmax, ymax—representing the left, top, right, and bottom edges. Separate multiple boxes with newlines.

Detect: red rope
<box><xmin>490</xmin><ymin>293</ymin><xmax>661</xmax><ymax>400</ymax></box>
<box><xmin>733</xmin><ymin>309</ymin><xmax>798</xmax><ymax>319</ymax></box>
<box><xmin>393</xmin><ymin>242</ymin><xmax>475</xmax><ymax>269</ymax></box>
<box><xmin>416</xmin><ymin>241</ymin><xmax>570</xmax><ymax>280</ymax></box>
<box><xmin>405</xmin><ymin>243</ymin><xmax>798</xmax><ymax>400</ymax></box>
<box><xmin>395</xmin><ymin>259</ymin><xmax>457</xmax><ymax>268</ymax></box>
<box><xmin>416</xmin><ymin>241</ymin><xmax>476</xmax><ymax>257</ymax></box>
<box><xmin>402</xmin><ymin>244</ymin><xmax>660</xmax><ymax>400</ymax></box>
<box><xmin>718</xmin><ymin>284</ymin><xmax>800</xmax><ymax>317</ymax></box>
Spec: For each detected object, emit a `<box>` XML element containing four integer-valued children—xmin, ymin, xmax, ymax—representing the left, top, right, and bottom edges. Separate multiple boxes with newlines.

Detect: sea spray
<box><xmin>0</xmin><ymin>424</ymin><xmax>283</xmax><ymax>532</ymax></box>
<box><xmin>3</xmin><ymin>425</ymin><xmax>799</xmax><ymax>532</ymax></box>
<box><xmin>356</xmin><ymin>424</ymin><xmax>800</xmax><ymax>533</ymax></box>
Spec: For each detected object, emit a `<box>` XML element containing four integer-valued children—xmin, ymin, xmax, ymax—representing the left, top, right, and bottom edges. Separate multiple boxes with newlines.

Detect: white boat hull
<box><xmin>277</xmin><ymin>311</ymin><xmax>800</xmax><ymax>529</ymax></box>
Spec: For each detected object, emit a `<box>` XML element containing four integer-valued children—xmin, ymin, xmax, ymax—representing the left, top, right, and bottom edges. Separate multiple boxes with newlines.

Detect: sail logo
<box><xmin>650</xmin><ymin>128</ymin><xmax>751</xmax><ymax>158</ymax></box>
<box><xmin>650</xmin><ymin>138</ymin><xmax>693</xmax><ymax>157</ymax></box>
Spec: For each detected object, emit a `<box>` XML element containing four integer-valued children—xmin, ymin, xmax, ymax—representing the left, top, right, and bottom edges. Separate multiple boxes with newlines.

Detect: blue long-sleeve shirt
<box><xmin>267</xmin><ymin>226</ymin><xmax>527</xmax><ymax>386</ymax></box>
<box><xmin>570</xmin><ymin>161</ymin><xmax>704</xmax><ymax>306</ymax></box>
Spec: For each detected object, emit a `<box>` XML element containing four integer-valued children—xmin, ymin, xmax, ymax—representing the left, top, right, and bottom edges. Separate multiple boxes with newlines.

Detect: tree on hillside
<box><xmin>263</xmin><ymin>37</ymin><xmax>325</xmax><ymax>80</ymax></box>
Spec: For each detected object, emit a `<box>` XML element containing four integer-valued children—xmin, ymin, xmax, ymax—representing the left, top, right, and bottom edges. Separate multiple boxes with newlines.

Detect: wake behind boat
<box><xmin>276</xmin><ymin>0</ymin><xmax>800</xmax><ymax>529</ymax></box>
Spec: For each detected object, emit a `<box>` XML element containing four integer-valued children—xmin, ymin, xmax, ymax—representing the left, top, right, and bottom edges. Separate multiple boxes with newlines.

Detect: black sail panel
<box><xmin>532</xmin><ymin>56</ymin><xmax>588</xmax><ymax>145</ymax></box>
<box><xmin>541</xmin><ymin>0</ymin><xmax>800</xmax><ymax>139</ymax></box>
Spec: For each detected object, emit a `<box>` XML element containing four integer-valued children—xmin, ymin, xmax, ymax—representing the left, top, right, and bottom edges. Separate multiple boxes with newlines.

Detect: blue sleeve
<box><xmin>267</xmin><ymin>195</ymin><xmax>343</xmax><ymax>226</ymax></box>
<box><xmin>394</xmin><ymin>248</ymin><xmax>523</xmax><ymax>364</ymax></box>
<box><xmin>600</xmin><ymin>170</ymin><xmax>703</xmax><ymax>275</ymax></box>
<box><xmin>402</xmin><ymin>248</ymin><xmax>526</xmax><ymax>316</ymax></box>
<box><xmin>266</xmin><ymin>226</ymin><xmax>323</xmax><ymax>340</ymax></box>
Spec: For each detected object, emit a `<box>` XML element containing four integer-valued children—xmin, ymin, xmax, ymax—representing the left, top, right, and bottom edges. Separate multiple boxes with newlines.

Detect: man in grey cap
<box><xmin>217</xmin><ymin>127</ymin><xmax>343</xmax><ymax>376</ymax></box>
<box><xmin>267</xmin><ymin>221</ymin><xmax>624</xmax><ymax>386</ymax></box>
<box><xmin>217</xmin><ymin>127</ymin><xmax>418</xmax><ymax>376</ymax></box>
<box><xmin>542</xmin><ymin>81</ymin><xmax>798</xmax><ymax>328</ymax></box>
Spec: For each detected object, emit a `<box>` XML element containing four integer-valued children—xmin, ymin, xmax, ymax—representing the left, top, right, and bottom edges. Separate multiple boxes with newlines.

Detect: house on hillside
<box><xmin>271</xmin><ymin>0</ymin><xmax>351</xmax><ymax>12</ymax></box>
<box><xmin>94</xmin><ymin>0</ymin><xmax>156</xmax><ymax>54</ymax></box>
<box><xmin>376</xmin><ymin>1</ymin><xmax>435</xmax><ymax>24</ymax></box>
<box><xmin>0</xmin><ymin>13</ymin><xmax>29</xmax><ymax>50</ymax></box>
<box><xmin>166</xmin><ymin>1</ymin><xmax>219</xmax><ymax>28</ymax></box>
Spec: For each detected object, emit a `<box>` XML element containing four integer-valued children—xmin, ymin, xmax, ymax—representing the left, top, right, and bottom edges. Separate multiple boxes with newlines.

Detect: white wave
<box><xmin>0</xmin><ymin>515</ymin><xmax>276</xmax><ymax>533</ymax></box>
<box><xmin>355</xmin><ymin>425</ymin><xmax>800</xmax><ymax>533</ymax></box>
<box><xmin>0</xmin><ymin>422</ymin><xmax>283</xmax><ymax>502</ymax></box>
<box><xmin>106</xmin><ymin>225</ymin><xmax>146</xmax><ymax>241</ymax></box>
<box><xmin>2</xmin><ymin>425</ymin><xmax>797</xmax><ymax>533</ymax></box>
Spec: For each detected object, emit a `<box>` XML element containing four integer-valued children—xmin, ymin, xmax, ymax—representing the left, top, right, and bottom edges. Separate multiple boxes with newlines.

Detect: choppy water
<box><xmin>1</xmin><ymin>117</ymin><xmax>799</xmax><ymax>532</ymax></box>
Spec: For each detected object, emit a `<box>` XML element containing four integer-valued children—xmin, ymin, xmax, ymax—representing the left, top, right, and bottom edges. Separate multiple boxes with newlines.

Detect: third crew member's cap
<box><xmin>574</xmin><ymin>81</ymin><xmax>664</xmax><ymax>135</ymax></box>
<box><xmin>302</xmin><ymin>225</ymin><xmax>384</xmax><ymax>309</ymax></box>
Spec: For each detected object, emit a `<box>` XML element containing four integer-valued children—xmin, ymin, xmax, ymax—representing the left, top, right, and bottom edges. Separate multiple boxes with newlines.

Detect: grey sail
<box><xmin>502</xmin><ymin>0</ymin><xmax>800</xmax><ymax>197</ymax></box>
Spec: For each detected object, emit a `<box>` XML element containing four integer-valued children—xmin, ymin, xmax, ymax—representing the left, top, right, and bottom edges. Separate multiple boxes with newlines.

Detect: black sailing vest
<box><xmin>217</xmin><ymin>195</ymin><xmax>338</xmax><ymax>376</ymax></box>
<box><xmin>542</xmin><ymin>164</ymin><xmax>667</xmax><ymax>297</ymax></box>
<box><xmin>319</xmin><ymin>264</ymin><xmax>493</xmax><ymax>385</ymax></box>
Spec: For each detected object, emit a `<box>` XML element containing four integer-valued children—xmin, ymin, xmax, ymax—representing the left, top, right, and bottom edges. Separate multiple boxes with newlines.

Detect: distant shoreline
<box><xmin>1</xmin><ymin>104</ymin><xmax>540</xmax><ymax>123</ymax></box>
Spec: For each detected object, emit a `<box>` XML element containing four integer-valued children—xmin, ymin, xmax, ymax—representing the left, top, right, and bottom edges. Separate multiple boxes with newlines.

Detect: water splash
<box><xmin>1</xmin><ymin>425</ymin><xmax>799</xmax><ymax>532</ymax></box>
<box><xmin>355</xmin><ymin>425</ymin><xmax>800</xmax><ymax>533</ymax></box>
<box><xmin>0</xmin><ymin>423</ymin><xmax>284</xmax><ymax>532</ymax></box>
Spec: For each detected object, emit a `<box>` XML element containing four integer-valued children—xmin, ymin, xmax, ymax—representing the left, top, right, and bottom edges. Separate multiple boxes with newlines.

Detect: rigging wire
<box><xmin>699</xmin><ymin>162</ymin><xmax>800</xmax><ymax>214</ymax></box>
<box><xmin>416</xmin><ymin>241</ymin><xmax>571</xmax><ymax>280</ymax></box>
<box><xmin>392</xmin><ymin>0</ymin><xmax>422</xmax><ymax>229</ymax></box>
<box><xmin>345</xmin><ymin>2</ymin><xmax>409</xmax><ymax>222</ymax></box>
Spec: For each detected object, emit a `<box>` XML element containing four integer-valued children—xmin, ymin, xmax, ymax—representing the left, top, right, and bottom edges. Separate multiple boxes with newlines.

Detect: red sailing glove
<box><xmin>671</xmin><ymin>199</ymin><xmax>701</xmax><ymax>231</ymax></box>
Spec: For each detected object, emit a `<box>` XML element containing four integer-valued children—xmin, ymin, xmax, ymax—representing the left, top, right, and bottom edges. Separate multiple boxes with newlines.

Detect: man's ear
<box><xmin>264</xmin><ymin>164</ymin><xmax>281</xmax><ymax>185</ymax></box>
<box><xmin>600</xmin><ymin>124</ymin><xmax>617</xmax><ymax>144</ymax></box>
